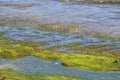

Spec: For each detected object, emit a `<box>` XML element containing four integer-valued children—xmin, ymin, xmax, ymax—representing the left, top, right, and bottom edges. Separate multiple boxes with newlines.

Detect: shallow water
<box><xmin>0</xmin><ymin>26</ymin><xmax>120</xmax><ymax>53</ymax></box>
<box><xmin>0</xmin><ymin>56</ymin><xmax>120</xmax><ymax>80</ymax></box>
<box><xmin>0</xmin><ymin>0</ymin><xmax>120</xmax><ymax>79</ymax></box>
<box><xmin>0</xmin><ymin>0</ymin><xmax>120</xmax><ymax>37</ymax></box>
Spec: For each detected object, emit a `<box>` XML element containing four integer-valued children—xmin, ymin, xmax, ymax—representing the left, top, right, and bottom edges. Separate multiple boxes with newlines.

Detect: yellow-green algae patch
<box><xmin>59</xmin><ymin>0</ymin><xmax>120</xmax><ymax>4</ymax></box>
<box><xmin>61</xmin><ymin>54</ymin><xmax>119</xmax><ymax>71</ymax></box>
<box><xmin>0</xmin><ymin>32</ymin><xmax>119</xmax><ymax>71</ymax></box>
<box><xmin>48</xmin><ymin>43</ymin><xmax>120</xmax><ymax>61</ymax></box>
<box><xmin>0</xmin><ymin>69</ymin><xmax>79</xmax><ymax>80</ymax></box>
<box><xmin>0</xmin><ymin>40</ymin><xmax>119</xmax><ymax>71</ymax></box>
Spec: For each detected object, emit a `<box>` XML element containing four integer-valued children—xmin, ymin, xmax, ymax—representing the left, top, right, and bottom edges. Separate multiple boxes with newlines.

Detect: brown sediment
<box><xmin>0</xmin><ymin>3</ymin><xmax>36</xmax><ymax>8</ymax></box>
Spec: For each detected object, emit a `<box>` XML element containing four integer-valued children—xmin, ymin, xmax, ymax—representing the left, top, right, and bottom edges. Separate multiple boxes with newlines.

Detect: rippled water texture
<box><xmin>0</xmin><ymin>0</ymin><xmax>120</xmax><ymax>80</ymax></box>
<box><xmin>0</xmin><ymin>56</ymin><xmax>120</xmax><ymax>80</ymax></box>
<box><xmin>0</xmin><ymin>26</ymin><xmax>120</xmax><ymax>53</ymax></box>
<box><xmin>0</xmin><ymin>0</ymin><xmax>120</xmax><ymax>37</ymax></box>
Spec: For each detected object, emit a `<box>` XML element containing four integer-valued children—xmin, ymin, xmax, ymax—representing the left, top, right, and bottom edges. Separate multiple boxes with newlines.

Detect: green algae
<box><xmin>49</xmin><ymin>42</ymin><xmax>120</xmax><ymax>61</ymax></box>
<box><xmin>0</xmin><ymin>69</ymin><xmax>79</xmax><ymax>80</ymax></box>
<box><xmin>61</xmin><ymin>54</ymin><xmax>119</xmax><ymax>71</ymax></box>
<box><xmin>59</xmin><ymin>0</ymin><xmax>120</xmax><ymax>4</ymax></box>
<box><xmin>87</xmin><ymin>0</ymin><xmax>120</xmax><ymax>4</ymax></box>
<box><xmin>0</xmin><ymin>39</ymin><xmax>119</xmax><ymax>71</ymax></box>
<box><xmin>0</xmin><ymin>32</ymin><xmax>119</xmax><ymax>71</ymax></box>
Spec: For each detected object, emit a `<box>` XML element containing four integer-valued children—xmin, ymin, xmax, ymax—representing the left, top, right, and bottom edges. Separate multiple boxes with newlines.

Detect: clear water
<box><xmin>0</xmin><ymin>0</ymin><xmax>120</xmax><ymax>80</ymax></box>
<box><xmin>0</xmin><ymin>0</ymin><xmax>120</xmax><ymax>37</ymax></box>
<box><xmin>0</xmin><ymin>26</ymin><xmax>120</xmax><ymax>53</ymax></box>
<box><xmin>0</xmin><ymin>56</ymin><xmax>120</xmax><ymax>80</ymax></box>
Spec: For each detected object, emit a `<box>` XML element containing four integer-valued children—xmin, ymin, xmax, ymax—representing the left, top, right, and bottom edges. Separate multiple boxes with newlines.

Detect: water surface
<box><xmin>0</xmin><ymin>56</ymin><xmax>120</xmax><ymax>80</ymax></box>
<box><xmin>0</xmin><ymin>26</ymin><xmax>120</xmax><ymax>53</ymax></box>
<box><xmin>0</xmin><ymin>0</ymin><xmax>120</xmax><ymax>80</ymax></box>
<box><xmin>0</xmin><ymin>0</ymin><xmax>120</xmax><ymax>37</ymax></box>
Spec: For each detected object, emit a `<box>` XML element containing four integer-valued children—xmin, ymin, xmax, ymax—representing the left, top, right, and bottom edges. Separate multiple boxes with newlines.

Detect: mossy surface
<box><xmin>59</xmin><ymin>0</ymin><xmax>120</xmax><ymax>4</ymax></box>
<box><xmin>48</xmin><ymin>42</ymin><xmax>120</xmax><ymax>61</ymax></box>
<box><xmin>0</xmin><ymin>31</ymin><xmax>120</xmax><ymax>71</ymax></box>
<box><xmin>0</xmin><ymin>69</ymin><xmax>79</xmax><ymax>80</ymax></box>
<box><xmin>61</xmin><ymin>54</ymin><xmax>119</xmax><ymax>71</ymax></box>
<box><xmin>0</xmin><ymin>37</ymin><xmax>119</xmax><ymax>71</ymax></box>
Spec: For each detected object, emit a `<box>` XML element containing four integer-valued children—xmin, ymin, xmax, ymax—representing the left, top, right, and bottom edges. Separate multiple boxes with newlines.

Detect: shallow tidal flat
<box><xmin>0</xmin><ymin>26</ymin><xmax>120</xmax><ymax>80</ymax></box>
<box><xmin>0</xmin><ymin>0</ymin><xmax>120</xmax><ymax>80</ymax></box>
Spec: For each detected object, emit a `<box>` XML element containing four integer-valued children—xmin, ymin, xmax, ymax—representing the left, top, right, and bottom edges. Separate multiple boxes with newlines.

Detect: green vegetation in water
<box><xmin>88</xmin><ymin>0</ymin><xmax>120</xmax><ymax>4</ymax></box>
<box><xmin>0</xmin><ymin>33</ymin><xmax>119</xmax><ymax>71</ymax></box>
<box><xmin>0</xmin><ymin>69</ymin><xmax>79</xmax><ymax>80</ymax></box>
<box><xmin>49</xmin><ymin>42</ymin><xmax>120</xmax><ymax>61</ymax></box>
<box><xmin>59</xmin><ymin>0</ymin><xmax>120</xmax><ymax>4</ymax></box>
